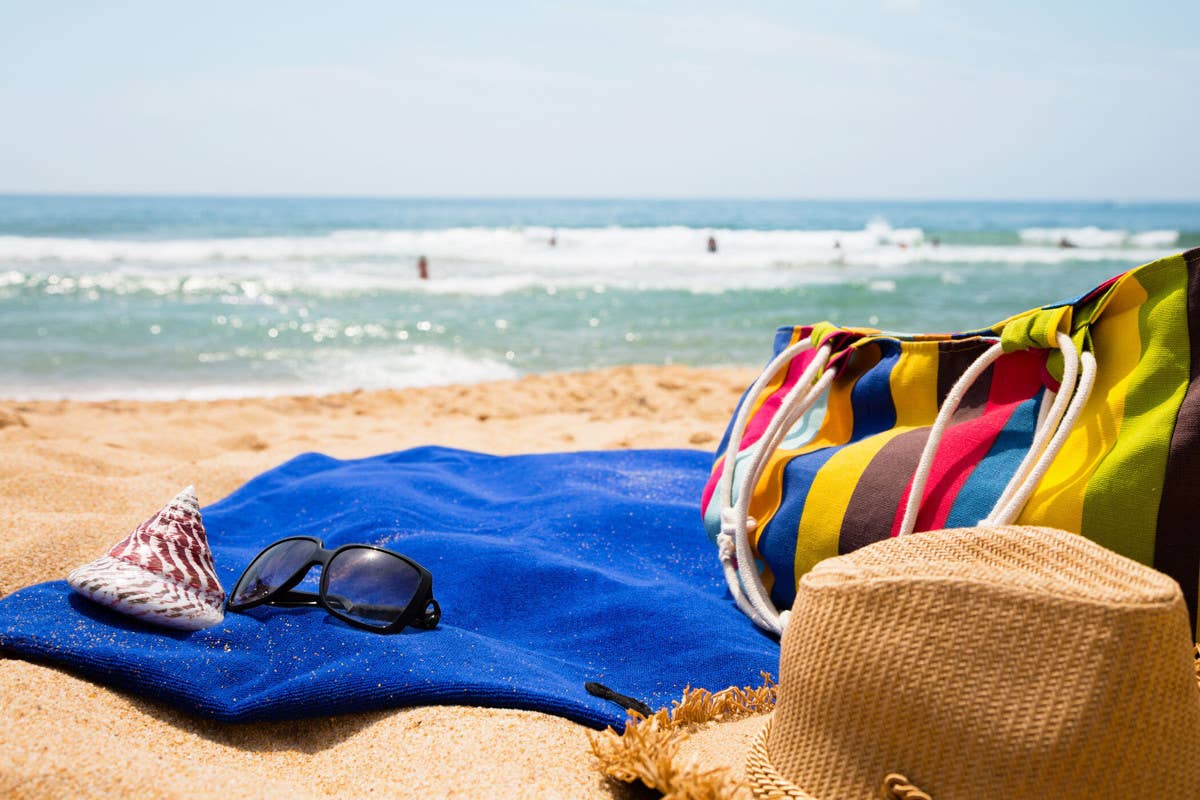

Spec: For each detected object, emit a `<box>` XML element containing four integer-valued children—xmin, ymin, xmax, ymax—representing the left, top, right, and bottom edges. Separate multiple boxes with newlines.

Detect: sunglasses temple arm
<box><xmin>321</xmin><ymin>592</ymin><xmax>441</xmax><ymax>628</ymax></box>
<box><xmin>263</xmin><ymin>589</ymin><xmax>441</xmax><ymax>629</ymax></box>
<box><xmin>268</xmin><ymin>589</ymin><xmax>323</xmax><ymax>607</ymax></box>
<box><xmin>258</xmin><ymin>590</ymin><xmax>381</xmax><ymax>618</ymax></box>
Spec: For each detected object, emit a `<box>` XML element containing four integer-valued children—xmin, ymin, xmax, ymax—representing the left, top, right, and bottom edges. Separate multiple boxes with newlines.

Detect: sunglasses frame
<box><xmin>227</xmin><ymin>535</ymin><xmax>440</xmax><ymax>634</ymax></box>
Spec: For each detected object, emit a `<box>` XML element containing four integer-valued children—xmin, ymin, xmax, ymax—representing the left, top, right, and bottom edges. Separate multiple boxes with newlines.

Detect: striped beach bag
<box><xmin>703</xmin><ymin>247</ymin><xmax>1200</xmax><ymax>636</ymax></box>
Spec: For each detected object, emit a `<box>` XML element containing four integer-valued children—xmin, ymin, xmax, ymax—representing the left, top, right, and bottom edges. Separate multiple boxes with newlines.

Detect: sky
<box><xmin>1</xmin><ymin>1</ymin><xmax>1197</xmax><ymax>199</ymax></box>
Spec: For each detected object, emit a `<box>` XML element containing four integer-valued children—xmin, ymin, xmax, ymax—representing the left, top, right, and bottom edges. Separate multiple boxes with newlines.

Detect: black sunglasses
<box><xmin>227</xmin><ymin>536</ymin><xmax>440</xmax><ymax>634</ymax></box>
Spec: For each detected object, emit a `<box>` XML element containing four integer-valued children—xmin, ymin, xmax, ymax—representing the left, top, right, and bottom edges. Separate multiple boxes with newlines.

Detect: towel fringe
<box><xmin>588</xmin><ymin>673</ymin><xmax>776</xmax><ymax>800</ymax></box>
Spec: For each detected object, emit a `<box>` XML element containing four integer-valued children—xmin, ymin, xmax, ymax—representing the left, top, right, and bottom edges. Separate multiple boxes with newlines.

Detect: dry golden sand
<box><xmin>0</xmin><ymin>364</ymin><xmax>759</xmax><ymax>799</ymax></box>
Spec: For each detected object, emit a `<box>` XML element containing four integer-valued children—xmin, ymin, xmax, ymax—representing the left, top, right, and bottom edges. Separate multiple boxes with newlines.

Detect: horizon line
<box><xmin>2</xmin><ymin>191</ymin><xmax>1200</xmax><ymax>205</ymax></box>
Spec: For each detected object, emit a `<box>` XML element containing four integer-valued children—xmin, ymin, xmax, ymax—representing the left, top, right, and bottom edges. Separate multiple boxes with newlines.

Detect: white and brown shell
<box><xmin>67</xmin><ymin>486</ymin><xmax>225</xmax><ymax>631</ymax></box>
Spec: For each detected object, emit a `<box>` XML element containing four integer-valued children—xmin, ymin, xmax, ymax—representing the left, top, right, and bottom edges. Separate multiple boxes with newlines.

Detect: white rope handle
<box><xmin>719</xmin><ymin>328</ymin><xmax>1096</xmax><ymax>634</ymax></box>
<box><xmin>986</xmin><ymin>331</ymin><xmax>1077</xmax><ymax>523</ymax></box>
<box><xmin>716</xmin><ymin>341</ymin><xmax>822</xmax><ymax>511</ymax></box>
<box><xmin>716</xmin><ymin>341</ymin><xmax>835</xmax><ymax>634</ymax></box>
<box><xmin>714</xmin><ymin>339</ymin><xmax>819</xmax><ymax>630</ymax></box>
<box><xmin>900</xmin><ymin>332</ymin><xmax>1096</xmax><ymax>537</ymax></box>
<box><xmin>729</xmin><ymin>364</ymin><xmax>836</xmax><ymax>633</ymax></box>
<box><xmin>987</xmin><ymin>338</ymin><xmax>1096</xmax><ymax>524</ymax></box>
<box><xmin>898</xmin><ymin>340</ymin><xmax>1005</xmax><ymax>538</ymax></box>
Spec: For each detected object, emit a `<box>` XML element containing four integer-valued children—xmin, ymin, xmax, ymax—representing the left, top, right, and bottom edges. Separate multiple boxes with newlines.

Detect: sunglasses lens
<box><xmin>324</xmin><ymin>547</ymin><xmax>422</xmax><ymax>629</ymax></box>
<box><xmin>231</xmin><ymin>538</ymin><xmax>320</xmax><ymax>607</ymax></box>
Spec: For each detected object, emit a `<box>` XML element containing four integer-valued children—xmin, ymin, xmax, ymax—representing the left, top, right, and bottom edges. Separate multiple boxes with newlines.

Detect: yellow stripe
<box><xmin>892</xmin><ymin>342</ymin><xmax>942</xmax><ymax>427</ymax></box>
<box><xmin>791</xmin><ymin>342</ymin><xmax>942</xmax><ymax>579</ymax></box>
<box><xmin>1018</xmin><ymin>276</ymin><xmax>1148</xmax><ymax>531</ymax></box>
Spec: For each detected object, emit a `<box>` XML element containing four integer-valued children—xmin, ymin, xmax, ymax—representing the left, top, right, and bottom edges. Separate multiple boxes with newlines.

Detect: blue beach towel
<box><xmin>0</xmin><ymin>447</ymin><xmax>777</xmax><ymax>728</ymax></box>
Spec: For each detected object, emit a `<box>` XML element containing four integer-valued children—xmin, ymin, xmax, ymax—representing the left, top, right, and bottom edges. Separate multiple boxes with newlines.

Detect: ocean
<box><xmin>1</xmin><ymin>195</ymin><xmax>1197</xmax><ymax>400</ymax></box>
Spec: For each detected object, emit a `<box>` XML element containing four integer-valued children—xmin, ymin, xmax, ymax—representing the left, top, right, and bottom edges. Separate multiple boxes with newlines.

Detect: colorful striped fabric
<box><xmin>703</xmin><ymin>248</ymin><xmax>1200</xmax><ymax>634</ymax></box>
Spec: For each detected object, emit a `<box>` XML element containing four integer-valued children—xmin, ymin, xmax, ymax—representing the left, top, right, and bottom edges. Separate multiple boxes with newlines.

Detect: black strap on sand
<box><xmin>585</xmin><ymin>681</ymin><xmax>653</xmax><ymax>717</ymax></box>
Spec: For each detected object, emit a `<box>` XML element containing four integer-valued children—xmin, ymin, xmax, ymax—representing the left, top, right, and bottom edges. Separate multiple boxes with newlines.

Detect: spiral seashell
<box><xmin>67</xmin><ymin>486</ymin><xmax>225</xmax><ymax>631</ymax></box>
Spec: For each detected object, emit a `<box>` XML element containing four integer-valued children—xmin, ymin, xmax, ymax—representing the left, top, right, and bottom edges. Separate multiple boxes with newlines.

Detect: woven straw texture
<box><xmin>747</xmin><ymin>525</ymin><xmax>1200</xmax><ymax>800</ymax></box>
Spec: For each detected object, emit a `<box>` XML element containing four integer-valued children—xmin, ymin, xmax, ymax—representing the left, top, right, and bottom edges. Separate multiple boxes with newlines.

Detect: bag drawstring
<box><xmin>716</xmin><ymin>340</ymin><xmax>835</xmax><ymax>635</ymax></box>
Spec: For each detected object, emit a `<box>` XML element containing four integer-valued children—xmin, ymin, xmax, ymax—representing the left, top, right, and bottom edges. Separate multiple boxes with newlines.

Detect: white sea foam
<box><xmin>0</xmin><ymin>221</ymin><xmax>924</xmax><ymax>265</ymax></box>
<box><xmin>0</xmin><ymin>221</ymin><xmax>1183</xmax><ymax>300</ymax></box>
<box><xmin>1019</xmin><ymin>227</ymin><xmax>1179</xmax><ymax>249</ymax></box>
<box><xmin>4</xmin><ymin>206</ymin><xmax>1190</xmax><ymax>403</ymax></box>
<box><xmin>1129</xmin><ymin>230</ymin><xmax>1183</xmax><ymax>247</ymax></box>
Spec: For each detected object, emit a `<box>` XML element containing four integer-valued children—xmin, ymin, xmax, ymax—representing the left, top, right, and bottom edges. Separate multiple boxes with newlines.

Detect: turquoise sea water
<box><xmin>1</xmin><ymin>196</ymin><xmax>1197</xmax><ymax>399</ymax></box>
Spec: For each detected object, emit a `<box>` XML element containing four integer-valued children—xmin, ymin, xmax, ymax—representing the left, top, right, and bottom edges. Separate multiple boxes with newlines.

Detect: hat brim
<box><xmin>67</xmin><ymin>555</ymin><xmax>224</xmax><ymax>631</ymax></box>
<box><xmin>742</xmin><ymin>715</ymin><xmax>820</xmax><ymax>799</ymax></box>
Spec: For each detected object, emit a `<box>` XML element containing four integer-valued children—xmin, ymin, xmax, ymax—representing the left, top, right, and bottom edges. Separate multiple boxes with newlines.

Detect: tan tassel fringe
<box><xmin>588</xmin><ymin>674</ymin><xmax>776</xmax><ymax>800</ymax></box>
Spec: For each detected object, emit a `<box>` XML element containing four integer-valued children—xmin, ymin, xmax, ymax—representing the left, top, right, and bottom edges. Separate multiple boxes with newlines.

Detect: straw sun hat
<box><xmin>591</xmin><ymin>525</ymin><xmax>1200</xmax><ymax>799</ymax></box>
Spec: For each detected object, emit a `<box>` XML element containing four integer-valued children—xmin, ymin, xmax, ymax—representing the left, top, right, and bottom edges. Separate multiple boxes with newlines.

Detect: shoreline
<box><xmin>0</xmin><ymin>361</ymin><xmax>758</xmax><ymax>406</ymax></box>
<box><xmin>0</xmin><ymin>363</ymin><xmax>757</xmax><ymax>799</ymax></box>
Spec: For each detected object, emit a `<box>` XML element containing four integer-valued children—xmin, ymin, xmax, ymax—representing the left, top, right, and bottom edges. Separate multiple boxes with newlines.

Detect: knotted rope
<box><xmin>880</xmin><ymin>773</ymin><xmax>932</xmax><ymax>800</ymax></box>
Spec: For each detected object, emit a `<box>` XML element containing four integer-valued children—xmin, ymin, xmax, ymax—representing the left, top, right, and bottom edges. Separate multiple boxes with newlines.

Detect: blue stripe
<box><xmin>849</xmin><ymin>342</ymin><xmax>899</xmax><ymax>440</ymax></box>
<box><xmin>944</xmin><ymin>392</ymin><xmax>1041</xmax><ymax>528</ymax></box>
<box><xmin>758</xmin><ymin>444</ymin><xmax>842</xmax><ymax>609</ymax></box>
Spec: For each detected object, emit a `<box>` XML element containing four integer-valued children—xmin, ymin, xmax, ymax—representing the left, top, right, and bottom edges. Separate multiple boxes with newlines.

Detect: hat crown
<box><xmin>759</xmin><ymin>526</ymin><xmax>1200</xmax><ymax>800</ymax></box>
<box><xmin>805</xmin><ymin>525</ymin><xmax>1181</xmax><ymax>606</ymax></box>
